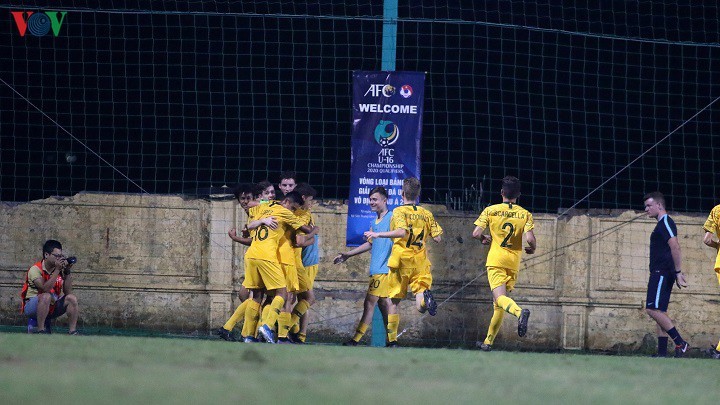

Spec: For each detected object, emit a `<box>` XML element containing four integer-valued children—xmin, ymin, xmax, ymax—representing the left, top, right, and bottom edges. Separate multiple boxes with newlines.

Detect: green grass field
<box><xmin>1</xmin><ymin>332</ymin><xmax>718</xmax><ymax>404</ymax></box>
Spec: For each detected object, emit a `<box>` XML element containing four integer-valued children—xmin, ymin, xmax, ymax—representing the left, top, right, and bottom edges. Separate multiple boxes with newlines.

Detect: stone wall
<box><xmin>1</xmin><ymin>193</ymin><xmax>719</xmax><ymax>352</ymax></box>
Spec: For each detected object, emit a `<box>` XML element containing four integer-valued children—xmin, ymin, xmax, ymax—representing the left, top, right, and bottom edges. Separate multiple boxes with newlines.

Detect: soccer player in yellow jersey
<box><xmin>243</xmin><ymin>191</ymin><xmax>314</xmax><ymax>343</ymax></box>
<box><xmin>215</xmin><ymin>184</ymin><xmax>274</xmax><ymax>342</ymax></box>
<box><xmin>472</xmin><ymin>176</ymin><xmax>536</xmax><ymax>351</ymax></box>
<box><xmin>275</xmin><ymin>189</ymin><xmax>320</xmax><ymax>345</ymax></box>
<box><xmin>215</xmin><ymin>183</ymin><xmax>258</xmax><ymax>342</ymax></box>
<box><xmin>287</xmin><ymin>183</ymin><xmax>320</xmax><ymax>343</ymax></box>
<box><xmin>702</xmin><ymin>203</ymin><xmax>720</xmax><ymax>359</ymax></box>
<box><xmin>275</xmin><ymin>208</ymin><xmax>304</xmax><ymax>343</ymax></box>
<box><xmin>365</xmin><ymin>177</ymin><xmax>443</xmax><ymax>346</ymax></box>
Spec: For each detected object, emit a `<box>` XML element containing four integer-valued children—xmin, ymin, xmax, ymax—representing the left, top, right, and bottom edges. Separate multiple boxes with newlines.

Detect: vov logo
<box><xmin>11</xmin><ymin>11</ymin><xmax>67</xmax><ymax>37</ymax></box>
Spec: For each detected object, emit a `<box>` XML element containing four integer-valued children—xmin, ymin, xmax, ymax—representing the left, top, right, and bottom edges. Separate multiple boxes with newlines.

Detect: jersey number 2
<box><xmin>500</xmin><ymin>223</ymin><xmax>515</xmax><ymax>247</ymax></box>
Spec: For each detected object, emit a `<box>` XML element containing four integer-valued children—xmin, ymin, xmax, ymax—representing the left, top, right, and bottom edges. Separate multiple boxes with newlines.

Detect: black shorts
<box><xmin>645</xmin><ymin>272</ymin><xmax>674</xmax><ymax>312</ymax></box>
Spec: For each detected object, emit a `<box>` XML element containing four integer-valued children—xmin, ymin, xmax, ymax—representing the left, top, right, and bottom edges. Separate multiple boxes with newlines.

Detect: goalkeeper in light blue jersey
<box><xmin>334</xmin><ymin>186</ymin><xmax>399</xmax><ymax>346</ymax></box>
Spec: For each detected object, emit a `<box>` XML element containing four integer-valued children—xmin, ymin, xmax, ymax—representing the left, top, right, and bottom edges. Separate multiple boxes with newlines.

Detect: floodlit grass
<box><xmin>1</xmin><ymin>332</ymin><xmax>718</xmax><ymax>404</ymax></box>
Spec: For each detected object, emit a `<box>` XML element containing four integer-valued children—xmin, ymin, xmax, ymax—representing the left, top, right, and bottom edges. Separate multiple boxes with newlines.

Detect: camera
<box><xmin>67</xmin><ymin>256</ymin><xmax>77</xmax><ymax>265</ymax></box>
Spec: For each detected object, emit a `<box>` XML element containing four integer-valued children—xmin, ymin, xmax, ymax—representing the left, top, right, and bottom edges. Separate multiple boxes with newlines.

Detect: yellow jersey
<box><xmin>475</xmin><ymin>202</ymin><xmax>534</xmax><ymax>270</ymax></box>
<box><xmin>245</xmin><ymin>201</ymin><xmax>306</xmax><ymax>263</ymax></box>
<box><xmin>292</xmin><ymin>208</ymin><xmax>314</xmax><ymax>269</ymax></box>
<box><xmin>703</xmin><ymin>204</ymin><xmax>720</xmax><ymax>271</ymax></box>
<box><xmin>246</xmin><ymin>204</ymin><xmax>262</xmax><ymax>239</ymax></box>
<box><xmin>389</xmin><ymin>204</ymin><xmax>443</xmax><ymax>262</ymax></box>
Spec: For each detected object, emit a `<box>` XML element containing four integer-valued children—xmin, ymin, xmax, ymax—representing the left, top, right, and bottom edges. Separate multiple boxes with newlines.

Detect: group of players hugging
<box><xmin>215</xmin><ymin>171</ymin><xmax>537</xmax><ymax>349</ymax></box>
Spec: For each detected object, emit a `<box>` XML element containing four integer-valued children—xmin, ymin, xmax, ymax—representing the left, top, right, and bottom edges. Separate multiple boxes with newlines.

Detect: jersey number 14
<box><xmin>406</xmin><ymin>228</ymin><xmax>425</xmax><ymax>248</ymax></box>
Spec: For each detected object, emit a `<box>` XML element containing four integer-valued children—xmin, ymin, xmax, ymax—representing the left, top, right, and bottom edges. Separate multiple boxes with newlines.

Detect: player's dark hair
<box><xmin>43</xmin><ymin>239</ymin><xmax>62</xmax><ymax>255</ymax></box>
<box><xmin>250</xmin><ymin>183</ymin><xmax>265</xmax><ymax>198</ymax></box>
<box><xmin>283</xmin><ymin>190</ymin><xmax>304</xmax><ymax>206</ymax></box>
<box><xmin>643</xmin><ymin>191</ymin><xmax>665</xmax><ymax>207</ymax></box>
<box><xmin>501</xmin><ymin>176</ymin><xmax>521</xmax><ymax>199</ymax></box>
<box><xmin>279</xmin><ymin>171</ymin><xmax>298</xmax><ymax>183</ymax></box>
<box><xmin>257</xmin><ymin>180</ymin><xmax>273</xmax><ymax>191</ymax></box>
<box><xmin>369</xmin><ymin>186</ymin><xmax>388</xmax><ymax>199</ymax></box>
<box><xmin>295</xmin><ymin>182</ymin><xmax>317</xmax><ymax>198</ymax></box>
<box><xmin>233</xmin><ymin>183</ymin><xmax>253</xmax><ymax>200</ymax></box>
<box><xmin>402</xmin><ymin>177</ymin><xmax>421</xmax><ymax>201</ymax></box>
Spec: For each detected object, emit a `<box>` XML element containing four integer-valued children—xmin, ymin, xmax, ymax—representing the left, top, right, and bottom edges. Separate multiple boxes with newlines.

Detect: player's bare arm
<box><xmin>364</xmin><ymin>228</ymin><xmax>405</xmax><ymax>240</ymax></box>
<box><xmin>525</xmin><ymin>230</ymin><xmax>536</xmax><ymax>254</ymax></box>
<box><xmin>228</xmin><ymin>228</ymin><xmax>252</xmax><ymax>246</ymax></box>
<box><xmin>703</xmin><ymin>231</ymin><xmax>719</xmax><ymax>249</ymax></box>
<box><xmin>333</xmin><ymin>242</ymin><xmax>372</xmax><ymax>264</ymax></box>
<box><xmin>247</xmin><ymin>217</ymin><xmax>278</xmax><ymax>230</ymax></box>
<box><xmin>668</xmin><ymin>237</ymin><xmax>686</xmax><ymax>288</ymax></box>
<box><xmin>472</xmin><ymin>226</ymin><xmax>491</xmax><ymax>245</ymax></box>
<box><xmin>295</xmin><ymin>233</ymin><xmax>315</xmax><ymax>248</ymax></box>
<box><xmin>299</xmin><ymin>224</ymin><xmax>315</xmax><ymax>234</ymax></box>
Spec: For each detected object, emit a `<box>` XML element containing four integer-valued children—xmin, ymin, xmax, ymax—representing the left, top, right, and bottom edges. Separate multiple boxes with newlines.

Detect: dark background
<box><xmin>2</xmin><ymin>1</ymin><xmax>720</xmax><ymax>213</ymax></box>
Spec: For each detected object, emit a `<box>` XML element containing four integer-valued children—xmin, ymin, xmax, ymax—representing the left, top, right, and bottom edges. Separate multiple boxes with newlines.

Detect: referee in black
<box><xmin>643</xmin><ymin>192</ymin><xmax>689</xmax><ymax>357</ymax></box>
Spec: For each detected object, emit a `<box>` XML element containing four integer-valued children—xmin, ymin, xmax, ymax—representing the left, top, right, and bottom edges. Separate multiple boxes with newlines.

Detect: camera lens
<box><xmin>67</xmin><ymin>256</ymin><xmax>77</xmax><ymax>264</ymax></box>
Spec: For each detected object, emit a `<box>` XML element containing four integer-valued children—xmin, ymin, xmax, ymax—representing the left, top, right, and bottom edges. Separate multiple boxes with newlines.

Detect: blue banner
<box><xmin>346</xmin><ymin>71</ymin><xmax>425</xmax><ymax>246</ymax></box>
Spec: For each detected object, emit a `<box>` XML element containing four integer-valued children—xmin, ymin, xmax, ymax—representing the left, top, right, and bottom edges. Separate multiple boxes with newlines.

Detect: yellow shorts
<box><xmin>487</xmin><ymin>266</ymin><xmax>518</xmax><ymax>292</ymax></box>
<box><xmin>367</xmin><ymin>273</ymin><xmax>398</xmax><ymax>298</ymax></box>
<box><xmin>716</xmin><ymin>268</ymin><xmax>720</xmax><ymax>285</ymax></box>
<box><xmin>297</xmin><ymin>264</ymin><xmax>318</xmax><ymax>293</ymax></box>
<box><xmin>283</xmin><ymin>263</ymin><xmax>299</xmax><ymax>293</ymax></box>
<box><xmin>243</xmin><ymin>258</ymin><xmax>285</xmax><ymax>291</ymax></box>
<box><xmin>388</xmin><ymin>260</ymin><xmax>432</xmax><ymax>298</ymax></box>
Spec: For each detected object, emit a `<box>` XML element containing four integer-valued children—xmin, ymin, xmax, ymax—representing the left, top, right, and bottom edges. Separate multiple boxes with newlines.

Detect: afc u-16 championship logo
<box><xmin>374</xmin><ymin>120</ymin><xmax>399</xmax><ymax>147</ymax></box>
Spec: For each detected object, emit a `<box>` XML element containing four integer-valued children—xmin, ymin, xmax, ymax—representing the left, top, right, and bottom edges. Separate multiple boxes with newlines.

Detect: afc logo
<box><xmin>364</xmin><ymin>84</ymin><xmax>396</xmax><ymax>98</ymax></box>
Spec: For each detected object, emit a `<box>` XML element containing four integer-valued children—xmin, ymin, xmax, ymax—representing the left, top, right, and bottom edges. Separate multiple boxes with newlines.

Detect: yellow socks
<box><xmin>278</xmin><ymin>312</ymin><xmax>292</xmax><ymax>338</ymax></box>
<box><xmin>386</xmin><ymin>314</ymin><xmax>399</xmax><ymax>343</ymax></box>
<box><xmin>352</xmin><ymin>322</ymin><xmax>369</xmax><ymax>342</ymax></box>
<box><xmin>264</xmin><ymin>295</ymin><xmax>285</xmax><ymax>327</ymax></box>
<box><xmin>257</xmin><ymin>304</ymin><xmax>272</xmax><ymax>335</ymax></box>
<box><xmin>241</xmin><ymin>300</ymin><xmax>261</xmax><ymax>338</ymax></box>
<box><xmin>496</xmin><ymin>295</ymin><xmax>522</xmax><ymax>318</ymax></box>
<box><xmin>290</xmin><ymin>299</ymin><xmax>310</xmax><ymax>331</ymax></box>
<box><xmin>223</xmin><ymin>300</ymin><xmax>249</xmax><ymax>331</ymax></box>
<box><xmin>484</xmin><ymin>303</ymin><xmax>505</xmax><ymax>345</ymax></box>
<box><xmin>716</xmin><ymin>340</ymin><xmax>720</xmax><ymax>352</ymax></box>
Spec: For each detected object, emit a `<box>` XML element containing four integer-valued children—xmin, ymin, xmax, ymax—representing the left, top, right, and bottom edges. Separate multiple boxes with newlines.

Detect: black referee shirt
<box><xmin>649</xmin><ymin>214</ymin><xmax>677</xmax><ymax>274</ymax></box>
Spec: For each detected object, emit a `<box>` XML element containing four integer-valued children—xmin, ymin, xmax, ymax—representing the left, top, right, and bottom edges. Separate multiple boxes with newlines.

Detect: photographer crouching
<box><xmin>20</xmin><ymin>239</ymin><xmax>80</xmax><ymax>334</ymax></box>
